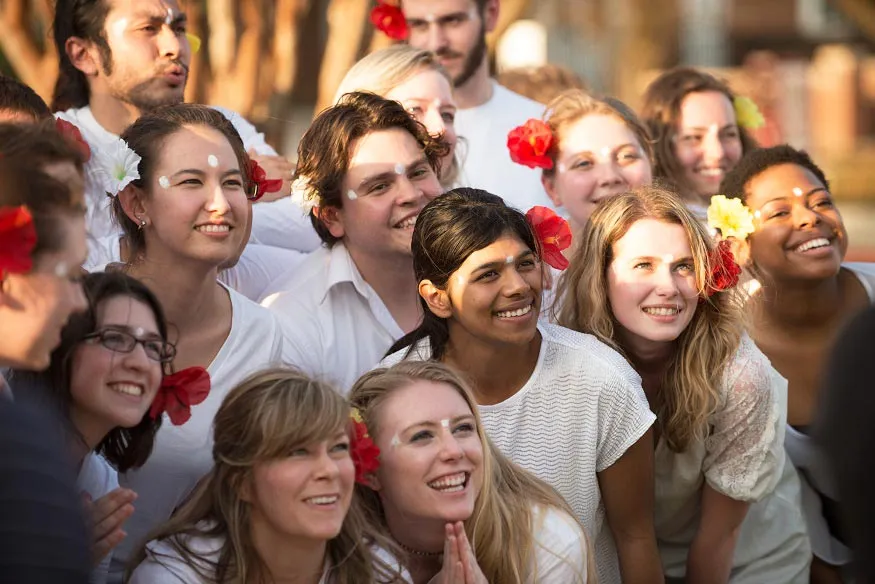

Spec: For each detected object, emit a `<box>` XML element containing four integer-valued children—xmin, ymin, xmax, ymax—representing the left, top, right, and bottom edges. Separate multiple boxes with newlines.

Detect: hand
<box><xmin>248</xmin><ymin>149</ymin><xmax>294</xmax><ymax>203</ymax></box>
<box><xmin>83</xmin><ymin>487</ymin><xmax>137</xmax><ymax>565</ymax></box>
<box><xmin>429</xmin><ymin>522</ymin><xmax>488</xmax><ymax>584</ymax></box>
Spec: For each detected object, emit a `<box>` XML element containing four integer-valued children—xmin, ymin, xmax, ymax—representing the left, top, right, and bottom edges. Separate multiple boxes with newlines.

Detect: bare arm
<box><xmin>598</xmin><ymin>428</ymin><xmax>664</xmax><ymax>584</ymax></box>
<box><xmin>685</xmin><ymin>483</ymin><xmax>749</xmax><ymax>584</ymax></box>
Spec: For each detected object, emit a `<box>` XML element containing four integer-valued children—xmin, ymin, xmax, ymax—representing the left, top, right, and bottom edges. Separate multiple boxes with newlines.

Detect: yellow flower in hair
<box><xmin>707</xmin><ymin>195</ymin><xmax>755</xmax><ymax>240</ymax></box>
<box><xmin>733</xmin><ymin>96</ymin><xmax>765</xmax><ymax>130</ymax></box>
<box><xmin>351</xmin><ymin>408</ymin><xmax>364</xmax><ymax>424</ymax></box>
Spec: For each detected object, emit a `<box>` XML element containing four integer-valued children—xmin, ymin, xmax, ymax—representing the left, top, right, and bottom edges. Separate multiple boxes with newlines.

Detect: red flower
<box><xmin>350</xmin><ymin>419</ymin><xmax>380</xmax><ymax>485</ymax></box>
<box><xmin>507</xmin><ymin>119</ymin><xmax>554</xmax><ymax>170</ymax></box>
<box><xmin>54</xmin><ymin>118</ymin><xmax>91</xmax><ymax>162</ymax></box>
<box><xmin>707</xmin><ymin>239</ymin><xmax>742</xmax><ymax>296</ymax></box>
<box><xmin>370</xmin><ymin>1</ymin><xmax>408</xmax><ymax>40</ymax></box>
<box><xmin>526</xmin><ymin>206</ymin><xmax>572</xmax><ymax>271</ymax></box>
<box><xmin>150</xmin><ymin>367</ymin><xmax>211</xmax><ymax>426</ymax></box>
<box><xmin>247</xmin><ymin>159</ymin><xmax>284</xmax><ymax>202</ymax></box>
<box><xmin>0</xmin><ymin>206</ymin><xmax>37</xmax><ymax>276</ymax></box>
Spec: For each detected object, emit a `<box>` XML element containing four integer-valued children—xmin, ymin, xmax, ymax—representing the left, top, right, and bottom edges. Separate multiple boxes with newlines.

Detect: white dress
<box><xmin>382</xmin><ymin>323</ymin><xmax>655</xmax><ymax>584</ymax></box>
<box><xmin>656</xmin><ymin>335</ymin><xmax>810</xmax><ymax>582</ymax></box>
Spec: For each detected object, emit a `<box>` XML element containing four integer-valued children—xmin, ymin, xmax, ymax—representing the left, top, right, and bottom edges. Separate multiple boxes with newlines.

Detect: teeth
<box><xmin>428</xmin><ymin>472</ymin><xmax>467</xmax><ymax>490</ymax></box>
<box><xmin>305</xmin><ymin>495</ymin><xmax>339</xmax><ymax>505</ymax></box>
<box><xmin>196</xmin><ymin>224</ymin><xmax>230</xmax><ymax>233</ymax></box>
<box><xmin>111</xmin><ymin>383</ymin><xmax>143</xmax><ymax>396</ymax></box>
<box><xmin>396</xmin><ymin>215</ymin><xmax>417</xmax><ymax>229</ymax></box>
<box><xmin>796</xmin><ymin>238</ymin><xmax>830</xmax><ymax>252</ymax></box>
<box><xmin>495</xmin><ymin>304</ymin><xmax>533</xmax><ymax>319</ymax></box>
<box><xmin>698</xmin><ymin>168</ymin><xmax>723</xmax><ymax>177</ymax></box>
<box><xmin>643</xmin><ymin>307</ymin><xmax>679</xmax><ymax>316</ymax></box>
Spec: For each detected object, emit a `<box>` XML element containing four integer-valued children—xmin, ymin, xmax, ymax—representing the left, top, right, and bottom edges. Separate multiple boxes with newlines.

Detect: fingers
<box><xmin>91</xmin><ymin>488</ymin><xmax>136</xmax><ymax>542</ymax></box>
<box><xmin>92</xmin><ymin>526</ymin><xmax>127</xmax><ymax>565</ymax></box>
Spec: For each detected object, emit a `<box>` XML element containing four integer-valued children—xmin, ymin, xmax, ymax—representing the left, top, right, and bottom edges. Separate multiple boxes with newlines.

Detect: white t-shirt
<box><xmin>129</xmin><ymin>525</ymin><xmax>411</xmax><ymax>583</ymax></box>
<box><xmin>55</xmin><ymin>105</ymin><xmax>320</xmax><ymax>252</ymax></box>
<box><xmin>262</xmin><ymin>243</ymin><xmax>405</xmax><ymax>393</ymax></box>
<box><xmin>454</xmin><ymin>82</ymin><xmax>555</xmax><ymax>212</ymax></box>
<box><xmin>78</xmin><ymin>452</ymin><xmax>119</xmax><ymax>584</ymax></box>
<box><xmin>382</xmin><ymin>323</ymin><xmax>655</xmax><ymax>584</ymax></box>
<box><xmin>108</xmin><ymin>287</ymin><xmax>284</xmax><ymax>582</ymax></box>
<box><xmin>84</xmin><ymin>235</ymin><xmax>306</xmax><ymax>303</ymax></box>
<box><xmin>530</xmin><ymin>506</ymin><xmax>590</xmax><ymax>583</ymax></box>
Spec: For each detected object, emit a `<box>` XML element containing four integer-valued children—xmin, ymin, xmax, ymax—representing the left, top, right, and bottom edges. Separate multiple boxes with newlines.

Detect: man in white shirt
<box><xmin>402</xmin><ymin>0</ymin><xmax>553</xmax><ymax>211</ymax></box>
<box><xmin>51</xmin><ymin>0</ymin><xmax>319</xmax><ymax>251</ymax></box>
<box><xmin>262</xmin><ymin>92</ymin><xmax>445</xmax><ymax>392</ymax></box>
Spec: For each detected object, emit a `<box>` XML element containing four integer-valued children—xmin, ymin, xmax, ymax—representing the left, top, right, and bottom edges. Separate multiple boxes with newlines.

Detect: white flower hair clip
<box><xmin>290</xmin><ymin>175</ymin><xmax>318</xmax><ymax>215</ymax></box>
<box><xmin>92</xmin><ymin>137</ymin><xmax>142</xmax><ymax>197</ymax></box>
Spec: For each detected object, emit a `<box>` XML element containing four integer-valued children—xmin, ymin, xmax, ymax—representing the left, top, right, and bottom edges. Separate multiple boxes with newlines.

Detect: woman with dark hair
<box><xmin>382</xmin><ymin>187</ymin><xmax>661</xmax><ymax>584</ymax></box>
<box><xmin>10</xmin><ymin>271</ymin><xmax>173</xmax><ymax>584</ymax></box>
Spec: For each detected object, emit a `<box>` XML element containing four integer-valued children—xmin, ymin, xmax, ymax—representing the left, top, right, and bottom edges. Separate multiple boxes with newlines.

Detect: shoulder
<box><xmin>531</xmin><ymin>505</ymin><xmax>589</xmax><ymax>582</ymax></box>
<box><xmin>721</xmin><ymin>334</ymin><xmax>782</xmax><ymax>404</ymax></box>
<box><xmin>539</xmin><ymin>324</ymin><xmax>642</xmax><ymax>387</ymax></box>
<box><xmin>492</xmin><ymin>84</ymin><xmax>544</xmax><ymax>115</ymax></box>
<box><xmin>844</xmin><ymin>262</ymin><xmax>875</xmax><ymax>300</ymax></box>
<box><xmin>261</xmin><ymin>247</ymin><xmax>333</xmax><ymax>311</ymax></box>
<box><xmin>78</xmin><ymin>452</ymin><xmax>118</xmax><ymax>498</ymax></box>
<box><xmin>130</xmin><ymin>532</ymin><xmax>223</xmax><ymax>584</ymax></box>
<box><xmin>379</xmin><ymin>338</ymin><xmax>433</xmax><ymax>369</ymax></box>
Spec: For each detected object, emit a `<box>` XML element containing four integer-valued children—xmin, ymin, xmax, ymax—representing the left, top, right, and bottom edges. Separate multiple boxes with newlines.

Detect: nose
<box><xmin>122</xmin><ymin>340</ymin><xmax>152</xmax><ymax>370</ymax></box>
<box><xmin>423</xmin><ymin>109</ymin><xmax>446</xmax><ymax>139</ymax></box>
<box><xmin>427</xmin><ymin>23</ymin><xmax>449</xmax><ymax>53</ymax></box>
<box><xmin>702</xmin><ymin>131</ymin><xmax>726</xmax><ymax>164</ymax></box>
<box><xmin>503</xmin><ymin>266</ymin><xmax>531</xmax><ymax>297</ymax></box>
<box><xmin>438</xmin><ymin>431</ymin><xmax>464</xmax><ymax>461</ymax></box>
<box><xmin>654</xmin><ymin>265</ymin><xmax>680</xmax><ymax>297</ymax></box>
<box><xmin>395</xmin><ymin>176</ymin><xmax>424</xmax><ymax>207</ymax></box>
<box><xmin>206</xmin><ymin>183</ymin><xmax>232</xmax><ymax>215</ymax></box>
<box><xmin>792</xmin><ymin>203</ymin><xmax>822</xmax><ymax>229</ymax></box>
<box><xmin>313</xmin><ymin>448</ymin><xmax>341</xmax><ymax>480</ymax></box>
<box><xmin>157</xmin><ymin>25</ymin><xmax>182</xmax><ymax>58</ymax></box>
<box><xmin>595</xmin><ymin>160</ymin><xmax>625</xmax><ymax>188</ymax></box>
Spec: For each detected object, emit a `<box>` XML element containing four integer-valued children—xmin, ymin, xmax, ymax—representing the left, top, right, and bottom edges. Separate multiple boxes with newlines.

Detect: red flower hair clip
<box><xmin>507</xmin><ymin>119</ymin><xmax>554</xmax><ymax>170</ymax></box>
<box><xmin>526</xmin><ymin>206</ymin><xmax>572</xmax><ymax>271</ymax></box>
<box><xmin>150</xmin><ymin>366</ymin><xmax>211</xmax><ymax>426</ymax></box>
<box><xmin>350</xmin><ymin>408</ymin><xmax>380</xmax><ymax>485</ymax></box>
<box><xmin>370</xmin><ymin>1</ymin><xmax>408</xmax><ymax>40</ymax></box>
<box><xmin>54</xmin><ymin>118</ymin><xmax>92</xmax><ymax>163</ymax></box>
<box><xmin>706</xmin><ymin>239</ymin><xmax>742</xmax><ymax>297</ymax></box>
<box><xmin>247</xmin><ymin>159</ymin><xmax>284</xmax><ymax>202</ymax></box>
<box><xmin>0</xmin><ymin>206</ymin><xmax>37</xmax><ymax>277</ymax></box>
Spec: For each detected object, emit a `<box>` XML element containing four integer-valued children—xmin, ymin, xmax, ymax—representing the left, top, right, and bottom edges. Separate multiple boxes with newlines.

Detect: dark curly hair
<box><xmin>718</xmin><ymin>144</ymin><xmax>830</xmax><ymax>204</ymax></box>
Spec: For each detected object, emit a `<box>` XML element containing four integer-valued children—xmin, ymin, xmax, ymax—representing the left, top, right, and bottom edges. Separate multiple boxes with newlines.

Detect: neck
<box><xmin>345</xmin><ymin>245</ymin><xmax>422</xmax><ymax>333</ymax></box>
<box><xmin>443</xmin><ymin>325</ymin><xmax>541</xmax><ymax>405</ymax></box>
<box><xmin>622</xmin><ymin>337</ymin><xmax>674</xmax><ymax>399</ymax></box>
<box><xmin>88</xmin><ymin>93</ymin><xmax>141</xmax><ymax>137</ymax></box>
<box><xmin>453</xmin><ymin>59</ymin><xmax>494</xmax><ymax>109</ymax></box>
<box><xmin>250</xmin><ymin>519</ymin><xmax>327</xmax><ymax>584</ymax></box>
<box><xmin>67</xmin><ymin>408</ymin><xmax>112</xmax><ymax>471</ymax></box>
<box><xmin>753</xmin><ymin>272</ymin><xmax>846</xmax><ymax>330</ymax></box>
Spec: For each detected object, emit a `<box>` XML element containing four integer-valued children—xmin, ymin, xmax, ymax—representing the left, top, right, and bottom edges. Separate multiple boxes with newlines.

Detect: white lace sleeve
<box><xmin>703</xmin><ymin>335</ymin><xmax>787</xmax><ymax>502</ymax></box>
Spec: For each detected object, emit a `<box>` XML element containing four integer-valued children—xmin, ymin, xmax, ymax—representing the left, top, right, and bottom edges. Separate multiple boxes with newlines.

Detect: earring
<box><xmin>136</xmin><ymin>216</ymin><xmax>147</xmax><ymax>230</ymax></box>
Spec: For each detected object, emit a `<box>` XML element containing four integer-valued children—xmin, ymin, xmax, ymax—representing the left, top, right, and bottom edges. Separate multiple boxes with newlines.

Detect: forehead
<box><xmin>678</xmin><ymin>90</ymin><xmax>736</xmax><ymax>127</ymax></box>
<box><xmin>560</xmin><ymin>113</ymin><xmax>642</xmax><ymax>153</ymax></box>
<box><xmin>614</xmin><ymin>219</ymin><xmax>691</xmax><ymax>258</ymax></box>
<box><xmin>106</xmin><ymin>0</ymin><xmax>183</xmax><ymax>19</ymax></box>
<box><xmin>459</xmin><ymin>234</ymin><xmax>530</xmax><ymax>269</ymax></box>
<box><xmin>402</xmin><ymin>0</ymin><xmax>477</xmax><ymax>18</ymax></box>
<box><xmin>96</xmin><ymin>294</ymin><xmax>159</xmax><ymax>330</ymax></box>
<box><xmin>156</xmin><ymin>125</ymin><xmax>239</xmax><ymax>169</ymax></box>
<box><xmin>379</xmin><ymin>380</ymin><xmax>473</xmax><ymax>428</ymax></box>
<box><xmin>385</xmin><ymin>70</ymin><xmax>454</xmax><ymax>104</ymax></box>
<box><xmin>746</xmin><ymin>163</ymin><xmax>825</xmax><ymax>204</ymax></box>
<box><xmin>347</xmin><ymin>128</ymin><xmax>423</xmax><ymax>169</ymax></box>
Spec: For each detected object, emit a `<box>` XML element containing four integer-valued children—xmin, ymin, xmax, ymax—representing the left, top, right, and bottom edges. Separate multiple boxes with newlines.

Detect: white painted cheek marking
<box><xmin>792</xmin><ymin>187</ymin><xmax>803</xmax><ymax>197</ymax></box>
<box><xmin>754</xmin><ymin>210</ymin><xmax>762</xmax><ymax>219</ymax></box>
<box><xmin>111</xmin><ymin>18</ymin><xmax>128</xmax><ymax>39</ymax></box>
<box><xmin>158</xmin><ymin>176</ymin><xmax>170</xmax><ymax>189</ymax></box>
<box><xmin>390</xmin><ymin>434</ymin><xmax>401</xmax><ymax>447</ymax></box>
<box><xmin>456</xmin><ymin>274</ymin><xmax>466</xmax><ymax>286</ymax></box>
<box><xmin>557</xmin><ymin>162</ymin><xmax>568</xmax><ymax>173</ymax></box>
<box><xmin>347</xmin><ymin>189</ymin><xmax>358</xmax><ymax>201</ymax></box>
<box><xmin>207</xmin><ymin>155</ymin><xmax>218</xmax><ymax>168</ymax></box>
<box><xmin>54</xmin><ymin>262</ymin><xmax>70</xmax><ymax>278</ymax></box>
<box><xmin>394</xmin><ymin>163</ymin><xmax>405</xmax><ymax>175</ymax></box>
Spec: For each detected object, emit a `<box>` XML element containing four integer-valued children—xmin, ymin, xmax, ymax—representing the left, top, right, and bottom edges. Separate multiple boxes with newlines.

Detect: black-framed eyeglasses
<box><xmin>82</xmin><ymin>329</ymin><xmax>176</xmax><ymax>363</ymax></box>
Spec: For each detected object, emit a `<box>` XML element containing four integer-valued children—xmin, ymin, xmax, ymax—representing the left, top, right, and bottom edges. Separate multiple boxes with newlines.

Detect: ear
<box><xmin>727</xmin><ymin>236</ymin><xmax>751</xmax><ymax>268</ymax></box>
<box><xmin>314</xmin><ymin>205</ymin><xmax>345</xmax><ymax>240</ymax></box>
<box><xmin>237</xmin><ymin>476</ymin><xmax>253</xmax><ymax>503</ymax></box>
<box><xmin>118</xmin><ymin>185</ymin><xmax>148</xmax><ymax>226</ymax></box>
<box><xmin>483</xmin><ymin>0</ymin><xmax>500</xmax><ymax>33</ymax></box>
<box><xmin>64</xmin><ymin>36</ymin><xmax>100</xmax><ymax>77</ymax></box>
<box><xmin>419</xmin><ymin>279</ymin><xmax>452</xmax><ymax>319</ymax></box>
<box><xmin>541</xmin><ymin>173</ymin><xmax>562</xmax><ymax>207</ymax></box>
<box><xmin>362</xmin><ymin>471</ymin><xmax>382</xmax><ymax>492</ymax></box>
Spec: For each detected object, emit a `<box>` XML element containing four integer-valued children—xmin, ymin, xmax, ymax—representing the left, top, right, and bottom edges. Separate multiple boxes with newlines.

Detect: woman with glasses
<box><xmin>10</xmin><ymin>271</ymin><xmax>174</xmax><ymax>584</ymax></box>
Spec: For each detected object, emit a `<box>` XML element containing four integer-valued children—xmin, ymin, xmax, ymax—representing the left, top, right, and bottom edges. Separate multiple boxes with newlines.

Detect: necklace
<box><xmin>394</xmin><ymin>538</ymin><xmax>443</xmax><ymax>558</ymax></box>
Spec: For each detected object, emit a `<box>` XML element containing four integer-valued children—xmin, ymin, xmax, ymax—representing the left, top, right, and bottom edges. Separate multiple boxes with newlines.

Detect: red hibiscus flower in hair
<box><xmin>54</xmin><ymin>118</ymin><xmax>91</xmax><ymax>162</ymax></box>
<box><xmin>507</xmin><ymin>119</ymin><xmax>554</xmax><ymax>170</ymax></box>
<box><xmin>350</xmin><ymin>409</ymin><xmax>380</xmax><ymax>485</ymax></box>
<box><xmin>0</xmin><ymin>206</ymin><xmax>37</xmax><ymax>277</ymax></box>
<box><xmin>526</xmin><ymin>206</ymin><xmax>572</xmax><ymax>271</ymax></box>
<box><xmin>149</xmin><ymin>367</ymin><xmax>211</xmax><ymax>426</ymax></box>
<box><xmin>707</xmin><ymin>239</ymin><xmax>742</xmax><ymax>296</ymax></box>
<box><xmin>247</xmin><ymin>159</ymin><xmax>284</xmax><ymax>202</ymax></box>
<box><xmin>370</xmin><ymin>1</ymin><xmax>408</xmax><ymax>40</ymax></box>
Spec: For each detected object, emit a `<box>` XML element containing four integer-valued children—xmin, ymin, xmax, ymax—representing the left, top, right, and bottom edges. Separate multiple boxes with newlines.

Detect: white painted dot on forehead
<box><xmin>165</xmin><ymin>7</ymin><xmax>174</xmax><ymax>25</ymax></box>
<box><xmin>662</xmin><ymin>254</ymin><xmax>674</xmax><ymax>263</ymax></box>
<box><xmin>432</xmin><ymin>98</ymin><xmax>442</xmax><ymax>109</ymax></box>
<box><xmin>207</xmin><ymin>155</ymin><xmax>219</xmax><ymax>168</ymax></box>
<box><xmin>158</xmin><ymin>176</ymin><xmax>170</xmax><ymax>189</ymax></box>
<box><xmin>792</xmin><ymin>187</ymin><xmax>804</xmax><ymax>197</ymax></box>
<box><xmin>394</xmin><ymin>163</ymin><xmax>405</xmax><ymax>175</ymax></box>
<box><xmin>440</xmin><ymin>419</ymin><xmax>450</xmax><ymax>429</ymax></box>
<box><xmin>425</xmin><ymin>13</ymin><xmax>437</xmax><ymax>23</ymax></box>
<box><xmin>347</xmin><ymin>189</ymin><xmax>358</xmax><ymax>201</ymax></box>
<box><xmin>599</xmin><ymin>146</ymin><xmax>612</xmax><ymax>161</ymax></box>
<box><xmin>505</xmin><ymin>255</ymin><xmax>514</xmax><ymax>264</ymax></box>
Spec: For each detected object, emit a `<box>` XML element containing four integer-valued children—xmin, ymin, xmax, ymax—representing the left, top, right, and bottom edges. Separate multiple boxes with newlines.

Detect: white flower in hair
<box><xmin>93</xmin><ymin>137</ymin><xmax>142</xmax><ymax>197</ymax></box>
<box><xmin>290</xmin><ymin>175</ymin><xmax>318</xmax><ymax>215</ymax></box>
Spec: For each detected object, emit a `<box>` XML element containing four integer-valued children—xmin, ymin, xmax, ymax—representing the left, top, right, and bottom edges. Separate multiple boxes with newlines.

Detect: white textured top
<box><xmin>529</xmin><ymin>506</ymin><xmax>590</xmax><ymax>583</ymax></box>
<box><xmin>454</xmin><ymin>82</ymin><xmax>556</xmax><ymax>211</ymax></box>
<box><xmin>78</xmin><ymin>452</ymin><xmax>118</xmax><ymax>584</ymax></box>
<box><xmin>382</xmin><ymin>323</ymin><xmax>655</xmax><ymax>584</ymax></box>
<box><xmin>655</xmin><ymin>335</ymin><xmax>810</xmax><ymax>582</ymax></box>
<box><xmin>263</xmin><ymin>243</ymin><xmax>405</xmax><ymax>393</ymax></box>
<box><xmin>108</xmin><ymin>287</ymin><xmax>284</xmax><ymax>582</ymax></box>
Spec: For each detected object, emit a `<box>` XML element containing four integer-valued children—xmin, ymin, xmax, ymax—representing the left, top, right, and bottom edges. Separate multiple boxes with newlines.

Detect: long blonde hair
<box><xmin>555</xmin><ymin>186</ymin><xmax>744</xmax><ymax>452</ymax></box>
<box><xmin>129</xmin><ymin>368</ymin><xmax>406</xmax><ymax>584</ymax></box>
<box><xmin>334</xmin><ymin>45</ymin><xmax>461</xmax><ymax>188</ymax></box>
<box><xmin>349</xmin><ymin>361</ymin><xmax>593</xmax><ymax>584</ymax></box>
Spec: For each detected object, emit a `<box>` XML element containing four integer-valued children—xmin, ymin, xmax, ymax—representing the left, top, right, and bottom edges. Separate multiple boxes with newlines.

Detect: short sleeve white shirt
<box><xmin>530</xmin><ymin>506</ymin><xmax>590</xmax><ymax>583</ymax></box>
<box><xmin>382</xmin><ymin>323</ymin><xmax>655</xmax><ymax>584</ymax></box>
<box><xmin>108</xmin><ymin>287</ymin><xmax>284</xmax><ymax>582</ymax></box>
<box><xmin>262</xmin><ymin>243</ymin><xmax>405</xmax><ymax>393</ymax></box>
<box><xmin>78</xmin><ymin>452</ymin><xmax>119</xmax><ymax>584</ymax></box>
<box><xmin>454</xmin><ymin>83</ymin><xmax>555</xmax><ymax>212</ymax></box>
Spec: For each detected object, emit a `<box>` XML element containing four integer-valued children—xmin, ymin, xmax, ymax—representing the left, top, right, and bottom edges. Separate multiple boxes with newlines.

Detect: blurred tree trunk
<box><xmin>487</xmin><ymin>0</ymin><xmax>530</xmax><ymax>53</ymax></box>
<box><xmin>0</xmin><ymin>0</ymin><xmax>57</xmax><ymax>102</ymax></box>
<box><xmin>831</xmin><ymin>0</ymin><xmax>875</xmax><ymax>40</ymax></box>
<box><xmin>316</xmin><ymin>0</ymin><xmax>369</xmax><ymax>113</ymax></box>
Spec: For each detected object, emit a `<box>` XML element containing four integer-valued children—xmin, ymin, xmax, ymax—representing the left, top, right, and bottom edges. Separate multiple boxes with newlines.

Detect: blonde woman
<box><xmin>555</xmin><ymin>186</ymin><xmax>810</xmax><ymax>583</ymax></box>
<box><xmin>128</xmin><ymin>368</ymin><xmax>408</xmax><ymax>584</ymax></box>
<box><xmin>350</xmin><ymin>361</ymin><xmax>593</xmax><ymax>583</ymax></box>
<box><xmin>334</xmin><ymin>44</ymin><xmax>461</xmax><ymax>188</ymax></box>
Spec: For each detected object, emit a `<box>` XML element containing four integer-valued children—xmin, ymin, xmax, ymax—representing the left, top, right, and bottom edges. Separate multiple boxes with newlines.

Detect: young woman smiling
<box><xmin>555</xmin><ymin>186</ymin><xmax>810</xmax><ymax>583</ymax></box>
<box><xmin>382</xmin><ymin>187</ymin><xmax>661</xmax><ymax>584</ymax></box>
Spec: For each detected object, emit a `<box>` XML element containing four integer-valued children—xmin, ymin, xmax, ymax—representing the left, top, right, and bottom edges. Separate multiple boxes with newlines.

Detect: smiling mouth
<box><xmin>795</xmin><ymin>237</ymin><xmax>831</xmax><ymax>252</ymax></box>
<box><xmin>427</xmin><ymin>472</ymin><xmax>469</xmax><ymax>493</ymax></box>
<box><xmin>304</xmin><ymin>495</ymin><xmax>339</xmax><ymax>506</ymax></box>
<box><xmin>195</xmin><ymin>224</ymin><xmax>231</xmax><ymax>234</ymax></box>
<box><xmin>110</xmin><ymin>383</ymin><xmax>144</xmax><ymax>397</ymax></box>
<box><xmin>642</xmin><ymin>306</ymin><xmax>680</xmax><ymax>316</ymax></box>
<box><xmin>495</xmin><ymin>303</ymin><xmax>533</xmax><ymax>319</ymax></box>
<box><xmin>394</xmin><ymin>215</ymin><xmax>417</xmax><ymax>229</ymax></box>
<box><xmin>696</xmin><ymin>168</ymin><xmax>724</xmax><ymax>178</ymax></box>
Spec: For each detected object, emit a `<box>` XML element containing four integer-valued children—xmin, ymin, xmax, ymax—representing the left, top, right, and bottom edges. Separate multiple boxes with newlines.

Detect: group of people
<box><xmin>1</xmin><ymin>0</ymin><xmax>874</xmax><ymax>583</ymax></box>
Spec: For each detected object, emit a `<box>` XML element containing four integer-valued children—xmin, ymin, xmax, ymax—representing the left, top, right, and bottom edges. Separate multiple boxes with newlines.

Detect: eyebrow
<box><xmin>566</xmin><ymin>143</ymin><xmax>639</xmax><ymax>158</ymax></box>
<box><xmin>472</xmin><ymin>250</ymin><xmax>535</xmax><ymax>273</ymax></box>
<box><xmin>101</xmin><ymin>323</ymin><xmax>163</xmax><ymax>339</ymax></box>
<box><xmin>628</xmin><ymin>255</ymin><xmax>694</xmax><ymax>264</ymax></box>
<box><xmin>402</xmin><ymin>414</ymin><xmax>476</xmax><ymax>434</ymax></box>
<box><xmin>403</xmin><ymin>98</ymin><xmax>456</xmax><ymax>110</ymax></box>
<box><xmin>759</xmin><ymin>187</ymin><xmax>829</xmax><ymax>206</ymax></box>
<box><xmin>681</xmin><ymin>123</ymin><xmax>736</xmax><ymax>132</ymax></box>
<box><xmin>171</xmin><ymin>168</ymin><xmax>242</xmax><ymax>178</ymax></box>
<box><xmin>407</xmin><ymin>12</ymin><xmax>469</xmax><ymax>25</ymax></box>
<box><xmin>135</xmin><ymin>11</ymin><xmax>188</xmax><ymax>26</ymax></box>
<box><xmin>356</xmin><ymin>156</ymin><xmax>430</xmax><ymax>189</ymax></box>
